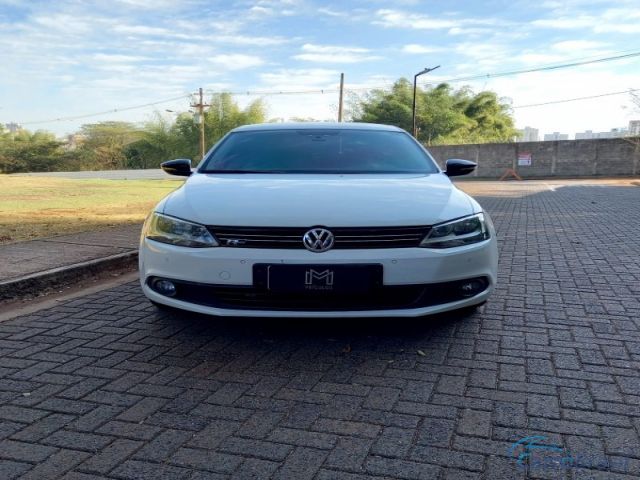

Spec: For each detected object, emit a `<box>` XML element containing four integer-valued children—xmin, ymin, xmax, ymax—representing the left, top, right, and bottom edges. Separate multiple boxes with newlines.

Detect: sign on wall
<box><xmin>518</xmin><ymin>152</ymin><xmax>532</xmax><ymax>166</ymax></box>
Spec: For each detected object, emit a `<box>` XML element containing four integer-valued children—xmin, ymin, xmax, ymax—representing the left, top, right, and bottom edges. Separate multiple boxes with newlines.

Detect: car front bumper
<box><xmin>139</xmin><ymin>237</ymin><xmax>498</xmax><ymax>318</ymax></box>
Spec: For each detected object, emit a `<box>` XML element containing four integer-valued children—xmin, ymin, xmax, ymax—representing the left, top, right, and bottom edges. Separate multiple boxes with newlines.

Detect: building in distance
<box><xmin>543</xmin><ymin>132</ymin><xmax>569</xmax><ymax>141</ymax></box>
<box><xmin>517</xmin><ymin>126</ymin><xmax>539</xmax><ymax>142</ymax></box>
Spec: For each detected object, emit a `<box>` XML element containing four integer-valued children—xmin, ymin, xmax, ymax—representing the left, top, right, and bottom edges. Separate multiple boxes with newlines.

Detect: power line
<box><xmin>513</xmin><ymin>88</ymin><xmax>639</xmax><ymax>109</ymax></box>
<box><xmin>434</xmin><ymin>51</ymin><xmax>640</xmax><ymax>84</ymax></box>
<box><xmin>14</xmin><ymin>50</ymin><xmax>640</xmax><ymax>125</ymax></box>
<box><xmin>204</xmin><ymin>88</ymin><xmax>341</xmax><ymax>96</ymax></box>
<box><xmin>19</xmin><ymin>93</ymin><xmax>192</xmax><ymax>125</ymax></box>
<box><xmin>205</xmin><ymin>50</ymin><xmax>640</xmax><ymax>96</ymax></box>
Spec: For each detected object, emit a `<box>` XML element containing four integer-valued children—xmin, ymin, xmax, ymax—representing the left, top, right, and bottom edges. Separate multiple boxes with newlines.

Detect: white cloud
<box><xmin>476</xmin><ymin>68</ymin><xmax>639</xmax><ymax>136</ymax></box>
<box><xmin>216</xmin><ymin>35</ymin><xmax>291</xmax><ymax>46</ymax></box>
<box><xmin>532</xmin><ymin>6</ymin><xmax>640</xmax><ymax>33</ymax></box>
<box><xmin>293</xmin><ymin>44</ymin><xmax>380</xmax><ymax>63</ymax></box>
<box><xmin>375</xmin><ymin>9</ymin><xmax>460</xmax><ymax>29</ymax></box>
<box><xmin>551</xmin><ymin>40</ymin><xmax>608</xmax><ymax>52</ymax></box>
<box><xmin>208</xmin><ymin>54</ymin><xmax>265</xmax><ymax>70</ymax></box>
<box><xmin>92</xmin><ymin>53</ymin><xmax>150</xmax><ymax>63</ymax></box>
<box><xmin>514</xmin><ymin>53</ymin><xmax>565</xmax><ymax>64</ymax></box>
<box><xmin>531</xmin><ymin>16</ymin><xmax>596</xmax><ymax>29</ymax></box>
<box><xmin>374</xmin><ymin>9</ymin><xmax>502</xmax><ymax>31</ymax></box>
<box><xmin>260</xmin><ymin>68</ymin><xmax>341</xmax><ymax>90</ymax></box>
<box><xmin>317</xmin><ymin>7</ymin><xmax>348</xmax><ymax>17</ymax></box>
<box><xmin>402</xmin><ymin>44</ymin><xmax>442</xmax><ymax>54</ymax></box>
<box><xmin>112</xmin><ymin>24</ymin><xmax>170</xmax><ymax>36</ymax></box>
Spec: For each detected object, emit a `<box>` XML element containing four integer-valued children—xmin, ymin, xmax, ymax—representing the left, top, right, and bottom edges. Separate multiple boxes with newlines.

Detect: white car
<box><xmin>139</xmin><ymin>123</ymin><xmax>498</xmax><ymax>318</ymax></box>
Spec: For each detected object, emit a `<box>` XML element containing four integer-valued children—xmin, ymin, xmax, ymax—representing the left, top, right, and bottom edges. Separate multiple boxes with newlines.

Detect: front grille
<box><xmin>149</xmin><ymin>277</ymin><xmax>489</xmax><ymax>311</ymax></box>
<box><xmin>208</xmin><ymin>226</ymin><xmax>431</xmax><ymax>249</ymax></box>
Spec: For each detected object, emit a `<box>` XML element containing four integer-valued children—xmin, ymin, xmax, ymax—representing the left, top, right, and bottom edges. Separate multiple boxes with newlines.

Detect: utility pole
<box><xmin>412</xmin><ymin>65</ymin><xmax>440</xmax><ymax>138</ymax></box>
<box><xmin>190</xmin><ymin>88</ymin><xmax>210</xmax><ymax>160</ymax></box>
<box><xmin>338</xmin><ymin>73</ymin><xmax>345</xmax><ymax>122</ymax></box>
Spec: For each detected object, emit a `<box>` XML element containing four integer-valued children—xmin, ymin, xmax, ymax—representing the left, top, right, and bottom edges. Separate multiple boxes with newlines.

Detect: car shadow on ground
<box><xmin>149</xmin><ymin>300</ymin><xmax>481</xmax><ymax>355</ymax></box>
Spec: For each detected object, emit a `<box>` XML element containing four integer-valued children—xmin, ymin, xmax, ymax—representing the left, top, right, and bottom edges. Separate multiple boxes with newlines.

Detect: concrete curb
<box><xmin>0</xmin><ymin>250</ymin><xmax>138</xmax><ymax>302</ymax></box>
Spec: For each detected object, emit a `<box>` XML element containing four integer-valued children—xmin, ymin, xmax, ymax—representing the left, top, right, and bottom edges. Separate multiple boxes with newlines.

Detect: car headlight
<box><xmin>143</xmin><ymin>212</ymin><xmax>218</xmax><ymax>248</ymax></box>
<box><xmin>421</xmin><ymin>213</ymin><xmax>490</xmax><ymax>248</ymax></box>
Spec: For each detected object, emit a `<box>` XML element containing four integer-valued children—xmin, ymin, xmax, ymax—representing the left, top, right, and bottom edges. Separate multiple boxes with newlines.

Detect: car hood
<box><xmin>162</xmin><ymin>173</ymin><xmax>477</xmax><ymax>227</ymax></box>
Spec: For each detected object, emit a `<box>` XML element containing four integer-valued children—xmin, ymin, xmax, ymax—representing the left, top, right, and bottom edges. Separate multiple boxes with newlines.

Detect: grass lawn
<box><xmin>0</xmin><ymin>176</ymin><xmax>183</xmax><ymax>244</ymax></box>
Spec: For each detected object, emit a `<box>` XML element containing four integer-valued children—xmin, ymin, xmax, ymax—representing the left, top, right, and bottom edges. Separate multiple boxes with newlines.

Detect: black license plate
<box><xmin>254</xmin><ymin>264</ymin><xmax>383</xmax><ymax>294</ymax></box>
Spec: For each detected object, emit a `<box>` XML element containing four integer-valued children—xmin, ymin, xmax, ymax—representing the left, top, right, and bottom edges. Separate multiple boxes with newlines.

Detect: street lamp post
<box><xmin>412</xmin><ymin>65</ymin><xmax>440</xmax><ymax>138</ymax></box>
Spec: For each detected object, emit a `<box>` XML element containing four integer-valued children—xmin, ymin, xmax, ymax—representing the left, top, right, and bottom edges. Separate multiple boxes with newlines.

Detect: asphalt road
<box><xmin>1</xmin><ymin>180</ymin><xmax>639</xmax><ymax>479</ymax></box>
<box><xmin>11</xmin><ymin>169</ymin><xmax>177</xmax><ymax>180</ymax></box>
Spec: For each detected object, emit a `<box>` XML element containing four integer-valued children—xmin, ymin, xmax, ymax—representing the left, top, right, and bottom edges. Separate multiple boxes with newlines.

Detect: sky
<box><xmin>1</xmin><ymin>0</ymin><xmax>639</xmax><ymax>138</ymax></box>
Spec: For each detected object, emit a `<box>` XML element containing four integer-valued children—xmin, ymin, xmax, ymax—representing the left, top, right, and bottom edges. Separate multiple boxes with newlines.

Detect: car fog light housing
<box><xmin>153</xmin><ymin>279</ymin><xmax>177</xmax><ymax>297</ymax></box>
<box><xmin>460</xmin><ymin>279</ymin><xmax>486</xmax><ymax>297</ymax></box>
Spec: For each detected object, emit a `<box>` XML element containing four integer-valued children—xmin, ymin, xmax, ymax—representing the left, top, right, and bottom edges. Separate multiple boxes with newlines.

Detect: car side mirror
<box><xmin>161</xmin><ymin>159</ymin><xmax>192</xmax><ymax>177</ymax></box>
<box><xmin>445</xmin><ymin>159</ymin><xmax>476</xmax><ymax>177</ymax></box>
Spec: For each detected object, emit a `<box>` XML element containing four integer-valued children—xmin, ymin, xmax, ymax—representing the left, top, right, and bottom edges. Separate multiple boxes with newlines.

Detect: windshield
<box><xmin>199</xmin><ymin>129</ymin><xmax>439</xmax><ymax>174</ymax></box>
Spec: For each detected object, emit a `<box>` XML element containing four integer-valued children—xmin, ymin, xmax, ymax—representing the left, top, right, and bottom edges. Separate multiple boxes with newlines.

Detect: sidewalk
<box><xmin>0</xmin><ymin>224</ymin><xmax>141</xmax><ymax>301</ymax></box>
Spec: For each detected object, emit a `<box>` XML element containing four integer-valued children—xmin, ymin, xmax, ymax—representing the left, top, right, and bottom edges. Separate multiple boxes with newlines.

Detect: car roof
<box><xmin>230</xmin><ymin>122</ymin><xmax>406</xmax><ymax>133</ymax></box>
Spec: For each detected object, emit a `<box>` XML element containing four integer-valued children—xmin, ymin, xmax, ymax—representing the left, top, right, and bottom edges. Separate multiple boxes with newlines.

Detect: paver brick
<box><xmin>20</xmin><ymin>449</ymin><xmax>91</xmax><ymax>480</ymax></box>
<box><xmin>0</xmin><ymin>439</ymin><xmax>58</xmax><ymax>462</ymax></box>
<box><xmin>1</xmin><ymin>182</ymin><xmax>640</xmax><ymax>479</ymax></box>
<box><xmin>272</xmin><ymin>446</ymin><xmax>328</xmax><ymax>480</ymax></box>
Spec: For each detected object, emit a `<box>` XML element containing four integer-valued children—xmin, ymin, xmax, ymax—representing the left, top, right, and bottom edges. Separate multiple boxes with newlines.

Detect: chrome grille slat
<box><xmin>208</xmin><ymin>225</ymin><xmax>431</xmax><ymax>249</ymax></box>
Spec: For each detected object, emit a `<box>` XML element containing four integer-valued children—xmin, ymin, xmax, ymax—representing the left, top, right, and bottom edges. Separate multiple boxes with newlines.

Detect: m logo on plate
<box><xmin>305</xmin><ymin>269</ymin><xmax>334</xmax><ymax>290</ymax></box>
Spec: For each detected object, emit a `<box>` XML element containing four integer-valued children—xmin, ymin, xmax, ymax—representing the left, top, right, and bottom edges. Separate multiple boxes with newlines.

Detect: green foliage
<box><xmin>0</xmin><ymin>130</ymin><xmax>66</xmax><ymax>173</ymax></box>
<box><xmin>78</xmin><ymin>121</ymin><xmax>143</xmax><ymax>170</ymax></box>
<box><xmin>0</xmin><ymin>85</ymin><xmax>515</xmax><ymax>173</ymax></box>
<box><xmin>353</xmin><ymin>78</ymin><xmax>518</xmax><ymax>145</ymax></box>
<box><xmin>204</xmin><ymin>93</ymin><xmax>267</xmax><ymax>151</ymax></box>
<box><xmin>0</xmin><ymin>94</ymin><xmax>268</xmax><ymax>173</ymax></box>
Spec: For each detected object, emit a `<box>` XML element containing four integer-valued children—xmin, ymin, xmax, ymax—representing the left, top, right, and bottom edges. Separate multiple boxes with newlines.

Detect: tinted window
<box><xmin>199</xmin><ymin>129</ymin><xmax>439</xmax><ymax>173</ymax></box>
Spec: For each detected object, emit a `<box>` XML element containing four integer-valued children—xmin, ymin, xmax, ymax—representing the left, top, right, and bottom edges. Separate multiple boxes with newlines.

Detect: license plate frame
<box><xmin>253</xmin><ymin>264</ymin><xmax>383</xmax><ymax>294</ymax></box>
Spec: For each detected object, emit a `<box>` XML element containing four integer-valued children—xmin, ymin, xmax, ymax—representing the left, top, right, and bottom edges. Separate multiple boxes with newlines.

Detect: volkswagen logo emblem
<box><xmin>302</xmin><ymin>228</ymin><xmax>334</xmax><ymax>253</ymax></box>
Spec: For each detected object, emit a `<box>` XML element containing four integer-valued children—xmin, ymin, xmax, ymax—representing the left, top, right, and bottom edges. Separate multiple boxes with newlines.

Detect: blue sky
<box><xmin>1</xmin><ymin>0</ymin><xmax>639</xmax><ymax>137</ymax></box>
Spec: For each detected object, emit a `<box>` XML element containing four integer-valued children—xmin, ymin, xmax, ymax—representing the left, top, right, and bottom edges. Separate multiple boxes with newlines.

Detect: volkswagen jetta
<box><xmin>139</xmin><ymin>123</ymin><xmax>498</xmax><ymax>317</ymax></box>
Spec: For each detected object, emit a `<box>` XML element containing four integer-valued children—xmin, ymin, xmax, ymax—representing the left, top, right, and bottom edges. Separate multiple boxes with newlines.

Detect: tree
<box><xmin>0</xmin><ymin>94</ymin><xmax>267</xmax><ymax>173</ymax></box>
<box><xmin>353</xmin><ymin>78</ymin><xmax>518</xmax><ymax>145</ymax></box>
<box><xmin>0</xmin><ymin>129</ymin><xmax>65</xmax><ymax>173</ymax></box>
<box><xmin>357</xmin><ymin>79</ymin><xmax>414</xmax><ymax>133</ymax></box>
<box><xmin>78</xmin><ymin>121</ymin><xmax>142</xmax><ymax>170</ymax></box>
<box><xmin>204</xmin><ymin>93</ymin><xmax>267</xmax><ymax>150</ymax></box>
<box><xmin>126</xmin><ymin>94</ymin><xmax>269</xmax><ymax>168</ymax></box>
<box><xmin>124</xmin><ymin>114</ymin><xmax>184</xmax><ymax>169</ymax></box>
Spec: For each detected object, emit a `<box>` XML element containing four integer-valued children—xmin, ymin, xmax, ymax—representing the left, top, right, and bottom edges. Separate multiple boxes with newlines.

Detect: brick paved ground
<box><xmin>1</xmin><ymin>182</ymin><xmax>639</xmax><ymax>479</ymax></box>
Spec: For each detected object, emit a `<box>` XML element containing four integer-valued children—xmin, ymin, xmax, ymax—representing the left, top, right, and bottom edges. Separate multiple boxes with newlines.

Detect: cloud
<box><xmin>532</xmin><ymin>6</ymin><xmax>640</xmax><ymax>33</ymax></box>
<box><xmin>259</xmin><ymin>68</ymin><xmax>341</xmax><ymax>90</ymax></box>
<box><xmin>112</xmin><ymin>24</ymin><xmax>171</xmax><ymax>36</ymax></box>
<box><xmin>374</xmin><ymin>9</ymin><xmax>501</xmax><ymax>31</ymax></box>
<box><xmin>482</xmin><ymin>69</ymin><xmax>639</xmax><ymax>135</ymax></box>
<box><xmin>92</xmin><ymin>53</ymin><xmax>151</xmax><ymax>63</ymax></box>
<box><xmin>208</xmin><ymin>54</ymin><xmax>265</xmax><ymax>70</ymax></box>
<box><xmin>215</xmin><ymin>35</ymin><xmax>291</xmax><ymax>46</ymax></box>
<box><xmin>551</xmin><ymin>40</ymin><xmax>608</xmax><ymax>52</ymax></box>
<box><xmin>532</xmin><ymin>16</ymin><xmax>596</xmax><ymax>29</ymax></box>
<box><xmin>402</xmin><ymin>44</ymin><xmax>442</xmax><ymax>54</ymax></box>
<box><xmin>247</xmin><ymin>0</ymin><xmax>300</xmax><ymax>18</ymax></box>
<box><xmin>374</xmin><ymin>9</ymin><xmax>460</xmax><ymax>29</ymax></box>
<box><xmin>293</xmin><ymin>44</ymin><xmax>381</xmax><ymax>63</ymax></box>
<box><xmin>317</xmin><ymin>7</ymin><xmax>348</xmax><ymax>17</ymax></box>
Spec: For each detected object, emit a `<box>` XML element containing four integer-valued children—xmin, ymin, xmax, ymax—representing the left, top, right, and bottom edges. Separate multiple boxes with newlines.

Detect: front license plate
<box><xmin>253</xmin><ymin>264</ymin><xmax>383</xmax><ymax>294</ymax></box>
